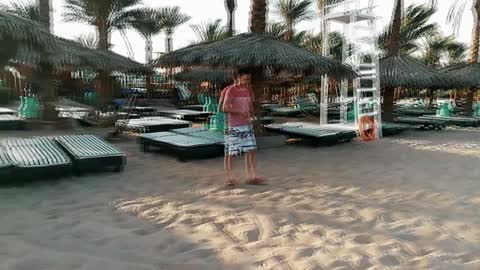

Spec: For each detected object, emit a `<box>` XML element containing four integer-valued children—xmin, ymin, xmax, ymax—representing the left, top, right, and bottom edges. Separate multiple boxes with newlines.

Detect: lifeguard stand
<box><xmin>321</xmin><ymin>0</ymin><xmax>382</xmax><ymax>138</ymax></box>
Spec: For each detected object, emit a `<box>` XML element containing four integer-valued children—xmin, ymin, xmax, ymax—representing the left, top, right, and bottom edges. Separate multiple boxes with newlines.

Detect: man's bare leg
<box><xmin>245</xmin><ymin>152</ymin><xmax>254</xmax><ymax>179</ymax></box>
<box><xmin>248</xmin><ymin>151</ymin><xmax>257</xmax><ymax>178</ymax></box>
<box><xmin>225</xmin><ymin>155</ymin><xmax>236</xmax><ymax>185</ymax></box>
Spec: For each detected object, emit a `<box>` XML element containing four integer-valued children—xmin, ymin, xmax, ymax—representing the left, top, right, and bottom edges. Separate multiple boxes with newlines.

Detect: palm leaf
<box><xmin>153</xmin><ymin>33</ymin><xmax>355</xmax><ymax>79</ymax></box>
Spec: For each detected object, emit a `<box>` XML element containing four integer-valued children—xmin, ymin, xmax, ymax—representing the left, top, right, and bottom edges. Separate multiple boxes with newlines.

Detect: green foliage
<box><xmin>421</xmin><ymin>34</ymin><xmax>467</xmax><ymax>68</ymax></box>
<box><xmin>154</xmin><ymin>33</ymin><xmax>355</xmax><ymax>79</ymax></box>
<box><xmin>378</xmin><ymin>4</ymin><xmax>438</xmax><ymax>56</ymax></box>
<box><xmin>191</xmin><ymin>19</ymin><xmax>228</xmax><ymax>42</ymax></box>
<box><xmin>159</xmin><ymin>6</ymin><xmax>190</xmax><ymax>36</ymax></box>
<box><xmin>0</xmin><ymin>0</ymin><xmax>39</xmax><ymax>22</ymax></box>
<box><xmin>129</xmin><ymin>8</ymin><xmax>164</xmax><ymax>39</ymax></box>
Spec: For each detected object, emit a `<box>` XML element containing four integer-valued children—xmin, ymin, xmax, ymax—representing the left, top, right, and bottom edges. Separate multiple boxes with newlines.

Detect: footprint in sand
<box><xmin>352</xmin><ymin>234</ymin><xmax>373</xmax><ymax>245</ymax></box>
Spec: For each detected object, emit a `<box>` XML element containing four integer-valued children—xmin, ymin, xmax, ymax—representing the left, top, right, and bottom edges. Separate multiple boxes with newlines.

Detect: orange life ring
<box><xmin>359</xmin><ymin>115</ymin><xmax>377</xmax><ymax>141</ymax></box>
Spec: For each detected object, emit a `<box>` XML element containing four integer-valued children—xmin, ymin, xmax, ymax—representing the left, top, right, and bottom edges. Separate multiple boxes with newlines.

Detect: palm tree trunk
<box><xmin>226</xmin><ymin>0</ymin><xmax>236</xmax><ymax>37</ymax></box>
<box><xmin>37</xmin><ymin>0</ymin><xmax>57</xmax><ymax>121</ymax></box>
<box><xmin>145</xmin><ymin>36</ymin><xmax>153</xmax><ymax>63</ymax></box>
<box><xmin>249</xmin><ymin>0</ymin><xmax>267</xmax><ymax>134</ymax></box>
<box><xmin>284</xmin><ymin>21</ymin><xmax>293</xmax><ymax>41</ymax></box>
<box><xmin>382</xmin><ymin>0</ymin><xmax>403</xmax><ymax>122</ymax></box>
<box><xmin>96</xmin><ymin>19</ymin><xmax>110</xmax><ymax>107</ymax></box>
<box><xmin>386</xmin><ymin>0</ymin><xmax>403</xmax><ymax>56</ymax></box>
<box><xmin>464</xmin><ymin>0</ymin><xmax>480</xmax><ymax>116</ymax></box>
<box><xmin>38</xmin><ymin>0</ymin><xmax>51</xmax><ymax>32</ymax></box>
<box><xmin>165</xmin><ymin>35</ymin><xmax>173</xmax><ymax>53</ymax></box>
<box><xmin>97</xmin><ymin>19</ymin><xmax>109</xmax><ymax>50</ymax></box>
<box><xmin>250</xmin><ymin>0</ymin><xmax>267</xmax><ymax>33</ymax></box>
<box><xmin>383</xmin><ymin>88</ymin><xmax>395</xmax><ymax>122</ymax></box>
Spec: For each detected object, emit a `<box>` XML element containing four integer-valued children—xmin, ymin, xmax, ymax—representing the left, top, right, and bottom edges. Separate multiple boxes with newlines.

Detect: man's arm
<box><xmin>223</xmin><ymin>88</ymin><xmax>245</xmax><ymax>114</ymax></box>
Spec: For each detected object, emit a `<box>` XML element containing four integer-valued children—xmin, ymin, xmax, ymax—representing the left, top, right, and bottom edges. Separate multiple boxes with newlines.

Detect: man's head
<box><xmin>235</xmin><ymin>68</ymin><xmax>251</xmax><ymax>86</ymax></box>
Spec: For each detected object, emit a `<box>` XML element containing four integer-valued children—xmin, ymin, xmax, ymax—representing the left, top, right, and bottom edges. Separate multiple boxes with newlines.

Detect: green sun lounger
<box><xmin>172</xmin><ymin>128</ymin><xmax>225</xmax><ymax>145</ymax></box>
<box><xmin>268</xmin><ymin>107</ymin><xmax>304</xmax><ymax>117</ymax></box>
<box><xmin>139</xmin><ymin>132</ymin><xmax>223</xmax><ymax>161</ymax></box>
<box><xmin>0</xmin><ymin>107</ymin><xmax>16</xmax><ymax>115</ymax></box>
<box><xmin>394</xmin><ymin>108</ymin><xmax>436</xmax><ymax>116</ymax></box>
<box><xmin>1</xmin><ymin>137</ymin><xmax>72</xmax><ymax>181</ymax></box>
<box><xmin>266</xmin><ymin>123</ymin><xmax>356</xmax><ymax>146</ymax></box>
<box><xmin>157</xmin><ymin>109</ymin><xmax>212</xmax><ymax>121</ymax></box>
<box><xmin>394</xmin><ymin>117</ymin><xmax>446</xmax><ymax>130</ymax></box>
<box><xmin>54</xmin><ymin>135</ymin><xmax>126</xmax><ymax>173</ymax></box>
<box><xmin>0</xmin><ymin>115</ymin><xmax>25</xmax><ymax>130</ymax></box>
<box><xmin>116</xmin><ymin>117</ymin><xmax>190</xmax><ymax>133</ymax></box>
<box><xmin>179</xmin><ymin>104</ymin><xmax>205</xmax><ymax>111</ymax></box>
<box><xmin>381</xmin><ymin>123</ymin><xmax>411</xmax><ymax>136</ymax></box>
<box><xmin>0</xmin><ymin>147</ymin><xmax>13</xmax><ymax>183</ymax></box>
<box><xmin>418</xmin><ymin>115</ymin><xmax>480</xmax><ymax>127</ymax></box>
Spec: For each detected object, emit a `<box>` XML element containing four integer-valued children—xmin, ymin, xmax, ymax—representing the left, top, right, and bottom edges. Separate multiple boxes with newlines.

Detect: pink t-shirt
<box><xmin>223</xmin><ymin>85</ymin><xmax>253</xmax><ymax>127</ymax></box>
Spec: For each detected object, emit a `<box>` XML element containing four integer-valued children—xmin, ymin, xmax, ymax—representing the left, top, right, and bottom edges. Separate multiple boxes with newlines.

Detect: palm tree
<box><xmin>225</xmin><ymin>0</ymin><xmax>236</xmax><ymax>37</ymax></box>
<box><xmin>160</xmin><ymin>6</ymin><xmax>190</xmax><ymax>52</ymax></box>
<box><xmin>191</xmin><ymin>19</ymin><xmax>228</xmax><ymax>42</ymax></box>
<box><xmin>421</xmin><ymin>34</ymin><xmax>467</xmax><ymax>68</ymax></box>
<box><xmin>250</xmin><ymin>0</ymin><xmax>268</xmax><ymax>34</ymax></box>
<box><xmin>275</xmin><ymin>0</ymin><xmax>314</xmax><ymax>41</ymax></box>
<box><xmin>379</xmin><ymin>4</ymin><xmax>437</xmax><ymax>56</ymax></box>
<box><xmin>130</xmin><ymin>9</ymin><xmax>164</xmax><ymax>63</ymax></box>
<box><xmin>63</xmin><ymin>0</ymin><xmax>144</xmax><ymax>50</ymax></box>
<box><xmin>74</xmin><ymin>33</ymin><xmax>98</xmax><ymax>49</ymax></box>
<box><xmin>0</xmin><ymin>0</ymin><xmax>39</xmax><ymax>21</ymax></box>
<box><xmin>249</xmin><ymin>0</ymin><xmax>268</xmax><ymax>132</ymax></box>
<box><xmin>447</xmin><ymin>0</ymin><xmax>480</xmax><ymax>115</ymax></box>
<box><xmin>301</xmin><ymin>32</ymin><xmax>343</xmax><ymax>61</ymax></box>
<box><xmin>266</xmin><ymin>22</ymin><xmax>307</xmax><ymax>44</ymax></box>
<box><xmin>38</xmin><ymin>0</ymin><xmax>51</xmax><ymax>32</ymax></box>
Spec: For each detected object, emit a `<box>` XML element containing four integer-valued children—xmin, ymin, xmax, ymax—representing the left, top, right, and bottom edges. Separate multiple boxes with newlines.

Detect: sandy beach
<box><xmin>1</xmin><ymin>127</ymin><xmax>480</xmax><ymax>270</ymax></box>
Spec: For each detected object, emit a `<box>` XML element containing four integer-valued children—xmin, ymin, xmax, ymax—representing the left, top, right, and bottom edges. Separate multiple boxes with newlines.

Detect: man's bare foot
<box><xmin>246</xmin><ymin>177</ymin><xmax>266</xmax><ymax>185</ymax></box>
<box><xmin>225</xmin><ymin>178</ymin><xmax>238</xmax><ymax>186</ymax></box>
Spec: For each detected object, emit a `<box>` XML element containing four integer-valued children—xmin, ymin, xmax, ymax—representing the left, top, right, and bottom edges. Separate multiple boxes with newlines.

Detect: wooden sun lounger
<box><xmin>419</xmin><ymin>115</ymin><xmax>480</xmax><ymax>127</ymax></box>
<box><xmin>139</xmin><ymin>132</ymin><xmax>223</xmax><ymax>161</ymax></box>
<box><xmin>55</xmin><ymin>135</ymin><xmax>126</xmax><ymax>173</ymax></box>
<box><xmin>394</xmin><ymin>117</ymin><xmax>446</xmax><ymax>130</ymax></box>
<box><xmin>1</xmin><ymin>137</ymin><xmax>72</xmax><ymax>181</ymax></box>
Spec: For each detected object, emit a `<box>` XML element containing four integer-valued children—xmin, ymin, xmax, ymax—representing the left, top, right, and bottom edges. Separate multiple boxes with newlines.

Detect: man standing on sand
<box><xmin>222</xmin><ymin>68</ymin><xmax>264</xmax><ymax>186</ymax></box>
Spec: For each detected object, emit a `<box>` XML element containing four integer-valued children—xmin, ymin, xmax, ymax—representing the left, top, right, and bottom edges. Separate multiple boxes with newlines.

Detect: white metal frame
<box><xmin>322</xmin><ymin>0</ymin><xmax>382</xmax><ymax>138</ymax></box>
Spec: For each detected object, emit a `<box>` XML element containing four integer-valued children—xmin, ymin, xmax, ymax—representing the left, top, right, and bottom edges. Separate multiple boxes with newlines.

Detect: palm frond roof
<box><xmin>1</xmin><ymin>11</ymin><xmax>149</xmax><ymax>73</ymax></box>
<box><xmin>380</xmin><ymin>55</ymin><xmax>454</xmax><ymax>89</ymax></box>
<box><xmin>441</xmin><ymin>62</ymin><xmax>480</xmax><ymax>88</ymax></box>
<box><xmin>174</xmin><ymin>68</ymin><xmax>232</xmax><ymax>84</ymax></box>
<box><xmin>153</xmin><ymin>33</ymin><xmax>356</xmax><ymax>79</ymax></box>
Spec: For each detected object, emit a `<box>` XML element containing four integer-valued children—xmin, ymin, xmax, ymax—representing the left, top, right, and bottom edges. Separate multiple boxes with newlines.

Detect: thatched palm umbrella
<box><xmin>442</xmin><ymin>63</ymin><xmax>480</xmax><ymax>112</ymax></box>
<box><xmin>1</xmin><ymin>11</ymin><xmax>148</xmax><ymax>72</ymax></box>
<box><xmin>154</xmin><ymin>32</ymin><xmax>355</xmax><ymax>131</ymax></box>
<box><xmin>174</xmin><ymin>68</ymin><xmax>233</xmax><ymax>85</ymax></box>
<box><xmin>379</xmin><ymin>55</ymin><xmax>453</xmax><ymax>121</ymax></box>
<box><xmin>154</xmin><ymin>33</ymin><xmax>355</xmax><ymax>78</ymax></box>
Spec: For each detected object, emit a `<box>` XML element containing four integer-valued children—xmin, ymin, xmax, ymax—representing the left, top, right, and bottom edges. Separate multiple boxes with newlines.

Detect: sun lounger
<box><xmin>266</xmin><ymin>122</ymin><xmax>356</xmax><ymax>146</ymax></box>
<box><xmin>0</xmin><ymin>147</ymin><xmax>13</xmax><ymax>183</ymax></box>
<box><xmin>394</xmin><ymin>108</ymin><xmax>436</xmax><ymax>116</ymax></box>
<box><xmin>418</xmin><ymin>115</ymin><xmax>480</xmax><ymax>127</ymax></box>
<box><xmin>0</xmin><ymin>107</ymin><xmax>16</xmax><ymax>115</ymax></box>
<box><xmin>54</xmin><ymin>135</ymin><xmax>126</xmax><ymax>173</ymax></box>
<box><xmin>139</xmin><ymin>132</ymin><xmax>223</xmax><ymax>161</ymax></box>
<box><xmin>121</xmin><ymin>106</ymin><xmax>157</xmax><ymax>116</ymax></box>
<box><xmin>116</xmin><ymin>117</ymin><xmax>190</xmax><ymax>133</ymax></box>
<box><xmin>268</xmin><ymin>107</ymin><xmax>304</xmax><ymax>117</ymax></box>
<box><xmin>172</xmin><ymin>128</ymin><xmax>225</xmax><ymax>144</ymax></box>
<box><xmin>1</xmin><ymin>137</ymin><xmax>72</xmax><ymax>181</ymax></box>
<box><xmin>179</xmin><ymin>104</ymin><xmax>205</xmax><ymax>111</ymax></box>
<box><xmin>157</xmin><ymin>109</ymin><xmax>212</xmax><ymax>121</ymax></box>
<box><xmin>394</xmin><ymin>117</ymin><xmax>446</xmax><ymax>130</ymax></box>
<box><xmin>381</xmin><ymin>123</ymin><xmax>411</xmax><ymax>136</ymax></box>
<box><xmin>0</xmin><ymin>115</ymin><xmax>25</xmax><ymax>130</ymax></box>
